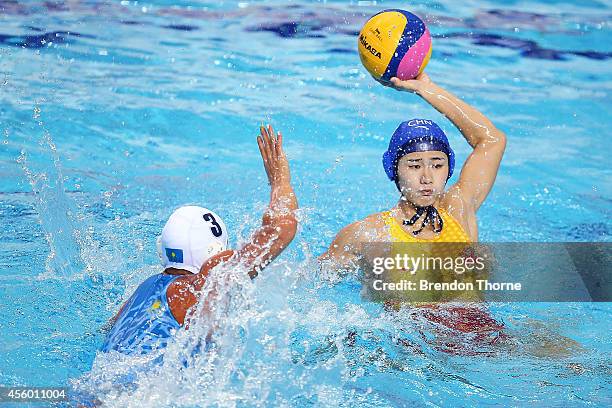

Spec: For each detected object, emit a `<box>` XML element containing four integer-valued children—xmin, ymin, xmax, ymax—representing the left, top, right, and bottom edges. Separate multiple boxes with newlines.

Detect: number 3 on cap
<box><xmin>203</xmin><ymin>213</ymin><xmax>223</xmax><ymax>237</ymax></box>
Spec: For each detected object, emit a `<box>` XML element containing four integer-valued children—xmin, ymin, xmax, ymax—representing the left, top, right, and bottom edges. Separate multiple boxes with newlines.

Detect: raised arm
<box><xmin>234</xmin><ymin>124</ymin><xmax>298</xmax><ymax>278</ymax></box>
<box><xmin>178</xmin><ymin>125</ymin><xmax>297</xmax><ymax>316</ymax></box>
<box><xmin>389</xmin><ymin>73</ymin><xmax>506</xmax><ymax>211</ymax></box>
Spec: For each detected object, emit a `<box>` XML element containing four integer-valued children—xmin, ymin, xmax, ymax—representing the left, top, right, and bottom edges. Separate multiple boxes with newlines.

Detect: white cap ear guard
<box><xmin>158</xmin><ymin>206</ymin><xmax>229</xmax><ymax>274</ymax></box>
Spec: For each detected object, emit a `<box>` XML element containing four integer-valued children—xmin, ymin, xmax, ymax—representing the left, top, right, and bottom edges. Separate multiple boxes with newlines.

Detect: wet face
<box><xmin>395</xmin><ymin>151</ymin><xmax>449</xmax><ymax>206</ymax></box>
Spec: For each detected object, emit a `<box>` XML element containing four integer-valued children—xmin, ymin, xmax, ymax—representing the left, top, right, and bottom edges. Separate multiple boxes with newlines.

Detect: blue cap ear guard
<box><xmin>382</xmin><ymin>119</ymin><xmax>455</xmax><ymax>181</ymax></box>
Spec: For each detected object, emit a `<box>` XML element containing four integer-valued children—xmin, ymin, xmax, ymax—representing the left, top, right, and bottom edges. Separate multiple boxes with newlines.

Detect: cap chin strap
<box><xmin>402</xmin><ymin>204</ymin><xmax>444</xmax><ymax>235</ymax></box>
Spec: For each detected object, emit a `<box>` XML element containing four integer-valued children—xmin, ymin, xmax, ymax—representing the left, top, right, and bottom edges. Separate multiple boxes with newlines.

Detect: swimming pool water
<box><xmin>0</xmin><ymin>0</ymin><xmax>611</xmax><ymax>406</ymax></box>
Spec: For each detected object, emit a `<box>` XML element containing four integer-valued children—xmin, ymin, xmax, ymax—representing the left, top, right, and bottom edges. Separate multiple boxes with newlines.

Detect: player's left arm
<box><xmin>191</xmin><ymin>124</ymin><xmax>298</xmax><ymax>287</ymax></box>
<box><xmin>388</xmin><ymin>73</ymin><xmax>507</xmax><ymax>211</ymax></box>
<box><xmin>235</xmin><ymin>124</ymin><xmax>298</xmax><ymax>278</ymax></box>
<box><xmin>172</xmin><ymin>125</ymin><xmax>298</xmax><ymax>324</ymax></box>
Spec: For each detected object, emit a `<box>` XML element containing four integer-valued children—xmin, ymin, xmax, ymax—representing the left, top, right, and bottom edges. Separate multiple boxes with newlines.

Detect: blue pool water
<box><xmin>1</xmin><ymin>0</ymin><xmax>611</xmax><ymax>406</ymax></box>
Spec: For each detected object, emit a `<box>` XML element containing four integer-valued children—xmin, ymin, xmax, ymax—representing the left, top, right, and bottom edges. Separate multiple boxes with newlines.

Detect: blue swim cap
<box><xmin>382</xmin><ymin>119</ymin><xmax>455</xmax><ymax>182</ymax></box>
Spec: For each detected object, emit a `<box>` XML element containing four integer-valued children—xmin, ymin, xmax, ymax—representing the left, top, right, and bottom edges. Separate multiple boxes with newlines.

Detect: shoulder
<box><xmin>166</xmin><ymin>250</ymin><xmax>237</xmax><ymax>317</ymax></box>
<box><xmin>442</xmin><ymin>184</ymin><xmax>473</xmax><ymax>213</ymax></box>
<box><xmin>362</xmin><ymin>211</ymin><xmax>392</xmax><ymax>233</ymax></box>
<box><xmin>342</xmin><ymin>212</ymin><xmax>387</xmax><ymax>234</ymax></box>
<box><xmin>441</xmin><ymin>185</ymin><xmax>478</xmax><ymax>237</ymax></box>
<box><xmin>320</xmin><ymin>212</ymin><xmax>388</xmax><ymax>266</ymax></box>
<box><xmin>187</xmin><ymin>249</ymin><xmax>237</xmax><ymax>288</ymax></box>
<box><xmin>333</xmin><ymin>211</ymin><xmax>390</xmax><ymax>244</ymax></box>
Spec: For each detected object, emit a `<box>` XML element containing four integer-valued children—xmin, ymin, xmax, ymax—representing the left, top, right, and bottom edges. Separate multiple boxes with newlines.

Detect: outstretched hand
<box><xmin>257</xmin><ymin>124</ymin><xmax>290</xmax><ymax>187</ymax></box>
<box><xmin>384</xmin><ymin>72</ymin><xmax>433</xmax><ymax>93</ymax></box>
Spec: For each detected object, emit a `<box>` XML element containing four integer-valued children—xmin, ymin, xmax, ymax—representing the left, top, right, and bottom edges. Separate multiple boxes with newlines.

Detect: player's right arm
<box><xmin>388</xmin><ymin>73</ymin><xmax>506</xmax><ymax>212</ymax></box>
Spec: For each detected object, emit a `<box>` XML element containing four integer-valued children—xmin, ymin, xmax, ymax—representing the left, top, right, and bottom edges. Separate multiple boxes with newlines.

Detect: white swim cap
<box><xmin>157</xmin><ymin>206</ymin><xmax>229</xmax><ymax>274</ymax></box>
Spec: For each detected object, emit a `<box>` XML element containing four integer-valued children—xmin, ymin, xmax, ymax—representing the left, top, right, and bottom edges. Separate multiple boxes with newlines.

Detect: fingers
<box><xmin>257</xmin><ymin>135</ymin><xmax>272</xmax><ymax>182</ymax></box>
<box><xmin>259</xmin><ymin>123</ymin><xmax>286</xmax><ymax>157</ymax></box>
<box><xmin>390</xmin><ymin>77</ymin><xmax>408</xmax><ymax>91</ymax></box>
<box><xmin>257</xmin><ymin>123</ymin><xmax>289</xmax><ymax>186</ymax></box>
<box><xmin>268</xmin><ymin>125</ymin><xmax>279</xmax><ymax>161</ymax></box>
<box><xmin>262</xmin><ymin>125</ymin><xmax>278</xmax><ymax>159</ymax></box>
<box><xmin>389</xmin><ymin>77</ymin><xmax>420</xmax><ymax>93</ymax></box>
<box><xmin>259</xmin><ymin>127</ymin><xmax>274</xmax><ymax>166</ymax></box>
<box><xmin>259</xmin><ymin>124</ymin><xmax>281</xmax><ymax>182</ymax></box>
<box><xmin>390</xmin><ymin>77</ymin><xmax>406</xmax><ymax>87</ymax></box>
<box><xmin>258</xmin><ymin>127</ymin><xmax>268</xmax><ymax>158</ymax></box>
<box><xmin>257</xmin><ymin>134</ymin><xmax>268</xmax><ymax>164</ymax></box>
<box><xmin>275</xmin><ymin>131</ymin><xmax>284</xmax><ymax>158</ymax></box>
<box><xmin>267</xmin><ymin>124</ymin><xmax>277</xmax><ymax>144</ymax></box>
<box><xmin>260</xmin><ymin>123</ymin><xmax>283</xmax><ymax>160</ymax></box>
<box><xmin>260</xmin><ymin>125</ymin><xmax>271</xmax><ymax>153</ymax></box>
<box><xmin>257</xmin><ymin>135</ymin><xmax>271</xmax><ymax>176</ymax></box>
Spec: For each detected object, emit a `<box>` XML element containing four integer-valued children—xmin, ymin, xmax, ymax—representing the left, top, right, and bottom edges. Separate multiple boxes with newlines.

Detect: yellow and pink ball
<box><xmin>358</xmin><ymin>9</ymin><xmax>432</xmax><ymax>83</ymax></box>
